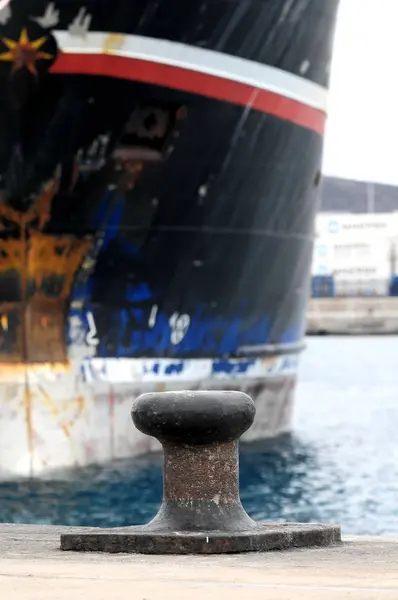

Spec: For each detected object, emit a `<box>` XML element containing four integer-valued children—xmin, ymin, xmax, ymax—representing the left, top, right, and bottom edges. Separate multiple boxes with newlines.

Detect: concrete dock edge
<box><xmin>0</xmin><ymin>525</ymin><xmax>397</xmax><ymax>598</ymax></box>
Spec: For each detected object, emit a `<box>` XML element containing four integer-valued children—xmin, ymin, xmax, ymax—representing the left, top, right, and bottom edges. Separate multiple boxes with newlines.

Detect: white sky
<box><xmin>322</xmin><ymin>0</ymin><xmax>398</xmax><ymax>184</ymax></box>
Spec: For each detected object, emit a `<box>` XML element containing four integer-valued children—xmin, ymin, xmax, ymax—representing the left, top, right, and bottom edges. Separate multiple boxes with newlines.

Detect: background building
<box><xmin>311</xmin><ymin>177</ymin><xmax>398</xmax><ymax>298</ymax></box>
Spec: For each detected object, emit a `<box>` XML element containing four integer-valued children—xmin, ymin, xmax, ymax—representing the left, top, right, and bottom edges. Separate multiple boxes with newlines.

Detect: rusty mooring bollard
<box><xmin>60</xmin><ymin>390</ymin><xmax>341</xmax><ymax>554</ymax></box>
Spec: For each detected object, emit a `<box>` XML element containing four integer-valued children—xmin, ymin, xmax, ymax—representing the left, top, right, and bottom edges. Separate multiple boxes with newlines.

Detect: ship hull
<box><xmin>0</xmin><ymin>356</ymin><xmax>298</xmax><ymax>478</ymax></box>
<box><xmin>0</xmin><ymin>0</ymin><xmax>339</xmax><ymax>477</ymax></box>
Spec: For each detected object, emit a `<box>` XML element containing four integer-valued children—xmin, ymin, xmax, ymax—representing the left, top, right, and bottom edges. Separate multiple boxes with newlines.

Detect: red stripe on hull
<box><xmin>51</xmin><ymin>53</ymin><xmax>325</xmax><ymax>136</ymax></box>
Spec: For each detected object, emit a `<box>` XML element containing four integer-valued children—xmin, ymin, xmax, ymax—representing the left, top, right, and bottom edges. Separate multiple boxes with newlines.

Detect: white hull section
<box><xmin>0</xmin><ymin>355</ymin><xmax>298</xmax><ymax>479</ymax></box>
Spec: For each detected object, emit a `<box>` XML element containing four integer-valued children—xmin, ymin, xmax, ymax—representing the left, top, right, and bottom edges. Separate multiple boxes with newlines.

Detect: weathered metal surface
<box><xmin>60</xmin><ymin>390</ymin><xmax>341</xmax><ymax>554</ymax></box>
<box><xmin>0</xmin><ymin>365</ymin><xmax>297</xmax><ymax>479</ymax></box>
<box><xmin>0</xmin><ymin>0</ymin><xmax>340</xmax><ymax>478</ymax></box>
<box><xmin>0</xmin><ymin>174</ymin><xmax>91</xmax><ymax>364</ymax></box>
<box><xmin>60</xmin><ymin>523</ymin><xmax>341</xmax><ymax>555</ymax></box>
<box><xmin>0</xmin><ymin>0</ymin><xmax>341</xmax><ymax>367</ymax></box>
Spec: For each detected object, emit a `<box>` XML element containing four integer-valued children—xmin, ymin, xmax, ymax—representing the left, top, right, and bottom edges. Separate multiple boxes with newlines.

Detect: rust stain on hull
<box><xmin>103</xmin><ymin>32</ymin><xmax>126</xmax><ymax>54</ymax></box>
<box><xmin>0</xmin><ymin>173</ymin><xmax>92</xmax><ymax>364</ymax></box>
<box><xmin>0</xmin><ymin>176</ymin><xmax>57</xmax><ymax>228</ymax></box>
<box><xmin>0</xmin><ymin>174</ymin><xmax>92</xmax><ymax>474</ymax></box>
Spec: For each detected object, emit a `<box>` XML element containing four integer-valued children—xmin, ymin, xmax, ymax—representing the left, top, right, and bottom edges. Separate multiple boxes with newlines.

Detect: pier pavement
<box><xmin>0</xmin><ymin>524</ymin><xmax>396</xmax><ymax>599</ymax></box>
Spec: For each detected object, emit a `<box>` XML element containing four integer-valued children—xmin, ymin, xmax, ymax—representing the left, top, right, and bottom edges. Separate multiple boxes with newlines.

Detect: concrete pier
<box><xmin>307</xmin><ymin>297</ymin><xmax>398</xmax><ymax>334</ymax></box>
<box><xmin>0</xmin><ymin>524</ymin><xmax>397</xmax><ymax>598</ymax></box>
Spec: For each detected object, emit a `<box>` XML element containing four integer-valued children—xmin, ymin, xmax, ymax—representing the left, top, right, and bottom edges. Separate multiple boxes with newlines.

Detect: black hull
<box><xmin>0</xmin><ymin>0</ymin><xmax>339</xmax><ymax>476</ymax></box>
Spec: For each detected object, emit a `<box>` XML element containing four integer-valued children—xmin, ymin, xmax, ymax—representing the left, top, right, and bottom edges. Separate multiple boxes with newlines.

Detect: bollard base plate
<box><xmin>60</xmin><ymin>522</ymin><xmax>341</xmax><ymax>554</ymax></box>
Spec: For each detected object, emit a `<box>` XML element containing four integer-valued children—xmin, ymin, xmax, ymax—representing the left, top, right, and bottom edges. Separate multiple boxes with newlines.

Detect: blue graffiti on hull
<box><xmin>95</xmin><ymin>308</ymin><xmax>272</xmax><ymax>357</ymax></box>
<box><xmin>212</xmin><ymin>359</ymin><xmax>256</xmax><ymax>375</ymax></box>
<box><xmin>143</xmin><ymin>359</ymin><xmax>256</xmax><ymax>376</ymax></box>
<box><xmin>126</xmin><ymin>283</ymin><xmax>152</xmax><ymax>303</ymax></box>
<box><xmin>66</xmin><ymin>185</ymin><xmax>305</xmax><ymax>357</ymax></box>
<box><xmin>142</xmin><ymin>361</ymin><xmax>185</xmax><ymax>375</ymax></box>
<box><xmin>164</xmin><ymin>362</ymin><xmax>185</xmax><ymax>375</ymax></box>
<box><xmin>68</xmin><ymin>301</ymin><xmax>303</xmax><ymax>358</ymax></box>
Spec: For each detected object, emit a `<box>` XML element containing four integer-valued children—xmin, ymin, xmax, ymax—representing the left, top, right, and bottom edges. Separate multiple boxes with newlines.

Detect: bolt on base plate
<box><xmin>60</xmin><ymin>522</ymin><xmax>341</xmax><ymax>554</ymax></box>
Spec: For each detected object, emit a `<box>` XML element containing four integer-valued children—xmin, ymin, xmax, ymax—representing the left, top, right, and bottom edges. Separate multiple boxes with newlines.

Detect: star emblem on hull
<box><xmin>0</xmin><ymin>27</ymin><xmax>53</xmax><ymax>75</ymax></box>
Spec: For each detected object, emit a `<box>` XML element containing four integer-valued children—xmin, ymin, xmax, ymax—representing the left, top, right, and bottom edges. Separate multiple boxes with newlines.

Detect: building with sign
<box><xmin>308</xmin><ymin>176</ymin><xmax>398</xmax><ymax>333</ymax></box>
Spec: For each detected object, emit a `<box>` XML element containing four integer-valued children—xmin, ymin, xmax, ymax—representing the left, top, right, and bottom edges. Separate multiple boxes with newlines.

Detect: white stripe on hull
<box><xmin>0</xmin><ymin>354</ymin><xmax>299</xmax><ymax>383</ymax></box>
<box><xmin>53</xmin><ymin>31</ymin><xmax>328</xmax><ymax>112</ymax></box>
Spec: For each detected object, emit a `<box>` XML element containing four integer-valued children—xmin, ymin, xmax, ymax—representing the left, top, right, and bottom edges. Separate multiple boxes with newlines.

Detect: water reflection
<box><xmin>0</xmin><ymin>454</ymin><xmax>163</xmax><ymax>527</ymax></box>
<box><xmin>0</xmin><ymin>435</ymin><xmax>345</xmax><ymax>529</ymax></box>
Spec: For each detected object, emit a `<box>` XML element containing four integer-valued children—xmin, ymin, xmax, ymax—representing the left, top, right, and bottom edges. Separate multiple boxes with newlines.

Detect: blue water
<box><xmin>0</xmin><ymin>336</ymin><xmax>397</xmax><ymax>535</ymax></box>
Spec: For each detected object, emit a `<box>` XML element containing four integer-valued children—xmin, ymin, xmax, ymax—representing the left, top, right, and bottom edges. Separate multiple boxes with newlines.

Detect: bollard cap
<box><xmin>132</xmin><ymin>390</ymin><xmax>256</xmax><ymax>445</ymax></box>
